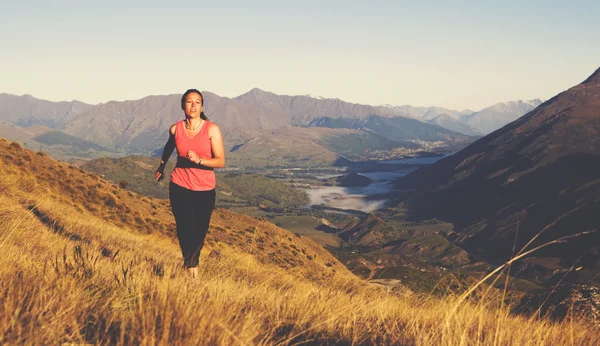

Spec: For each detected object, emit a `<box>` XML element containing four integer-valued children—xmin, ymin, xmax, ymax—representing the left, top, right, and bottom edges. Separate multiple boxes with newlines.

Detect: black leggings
<box><xmin>169</xmin><ymin>182</ymin><xmax>216</xmax><ymax>268</ymax></box>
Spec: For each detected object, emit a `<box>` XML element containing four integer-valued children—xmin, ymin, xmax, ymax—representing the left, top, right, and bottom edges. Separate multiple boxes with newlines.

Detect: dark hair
<box><xmin>181</xmin><ymin>89</ymin><xmax>208</xmax><ymax>120</ymax></box>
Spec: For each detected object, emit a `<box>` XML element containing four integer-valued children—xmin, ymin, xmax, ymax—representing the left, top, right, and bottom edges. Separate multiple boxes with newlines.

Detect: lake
<box><xmin>305</xmin><ymin>155</ymin><xmax>448</xmax><ymax>212</ymax></box>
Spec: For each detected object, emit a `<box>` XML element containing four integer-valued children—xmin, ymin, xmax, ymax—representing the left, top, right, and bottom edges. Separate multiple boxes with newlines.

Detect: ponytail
<box><xmin>200</xmin><ymin>111</ymin><xmax>208</xmax><ymax>120</ymax></box>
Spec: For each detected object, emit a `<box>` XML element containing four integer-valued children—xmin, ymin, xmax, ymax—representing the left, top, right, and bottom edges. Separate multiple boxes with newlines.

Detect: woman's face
<box><xmin>184</xmin><ymin>92</ymin><xmax>203</xmax><ymax>118</ymax></box>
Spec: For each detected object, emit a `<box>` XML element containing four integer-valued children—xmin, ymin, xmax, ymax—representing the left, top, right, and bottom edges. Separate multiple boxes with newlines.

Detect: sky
<box><xmin>1</xmin><ymin>0</ymin><xmax>599</xmax><ymax>111</ymax></box>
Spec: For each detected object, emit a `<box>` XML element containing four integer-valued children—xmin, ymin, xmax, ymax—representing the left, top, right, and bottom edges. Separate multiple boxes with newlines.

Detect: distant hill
<box><xmin>81</xmin><ymin>156</ymin><xmax>309</xmax><ymax>210</ymax></box>
<box><xmin>460</xmin><ymin>99</ymin><xmax>543</xmax><ymax>134</ymax></box>
<box><xmin>1</xmin><ymin>90</ymin><xmax>475</xmax><ymax>159</ymax></box>
<box><xmin>0</xmin><ymin>93</ymin><xmax>92</xmax><ymax>128</ymax></box>
<box><xmin>395</xmin><ymin>67</ymin><xmax>600</xmax><ymax>286</ymax></box>
<box><xmin>337</xmin><ymin>173</ymin><xmax>372</xmax><ymax>187</ymax></box>
<box><xmin>236</xmin><ymin>88</ymin><xmax>406</xmax><ymax>125</ymax></box>
<box><xmin>0</xmin><ymin>123</ymin><xmax>52</xmax><ymax>150</ymax></box>
<box><xmin>60</xmin><ymin>94</ymin><xmax>185</xmax><ymax>152</ymax></box>
<box><xmin>310</xmin><ymin>114</ymin><xmax>473</xmax><ymax>149</ymax></box>
<box><xmin>219</xmin><ymin>173</ymin><xmax>309</xmax><ymax>210</ymax></box>
<box><xmin>33</xmin><ymin>131</ymin><xmax>109</xmax><ymax>152</ymax></box>
<box><xmin>339</xmin><ymin>213</ymin><xmax>470</xmax><ymax>269</ymax></box>
<box><xmin>384</xmin><ymin>104</ymin><xmax>474</xmax><ymax>121</ymax></box>
<box><xmin>385</xmin><ymin>101</ymin><xmax>543</xmax><ymax>135</ymax></box>
<box><xmin>59</xmin><ymin>89</ymin><xmax>425</xmax><ymax>152</ymax></box>
<box><xmin>426</xmin><ymin>114</ymin><xmax>482</xmax><ymax>136</ymax></box>
<box><xmin>225</xmin><ymin>127</ymin><xmax>344</xmax><ymax>166</ymax></box>
<box><xmin>0</xmin><ymin>123</ymin><xmax>118</xmax><ymax>161</ymax></box>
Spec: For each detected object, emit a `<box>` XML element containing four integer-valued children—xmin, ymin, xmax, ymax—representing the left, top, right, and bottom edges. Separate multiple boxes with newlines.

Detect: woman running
<box><xmin>155</xmin><ymin>88</ymin><xmax>225</xmax><ymax>278</ymax></box>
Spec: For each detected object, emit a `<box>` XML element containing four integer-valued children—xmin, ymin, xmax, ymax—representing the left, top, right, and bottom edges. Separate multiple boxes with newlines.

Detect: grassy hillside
<box><xmin>219</xmin><ymin>173</ymin><xmax>309</xmax><ymax>209</ymax></box>
<box><xmin>226</xmin><ymin>128</ymin><xmax>341</xmax><ymax>168</ymax></box>
<box><xmin>1</xmin><ymin>138</ymin><xmax>599</xmax><ymax>345</ymax></box>
<box><xmin>310</xmin><ymin>114</ymin><xmax>474</xmax><ymax>153</ymax></box>
<box><xmin>81</xmin><ymin>156</ymin><xmax>309</xmax><ymax>210</ymax></box>
<box><xmin>1</xmin><ymin>140</ymin><xmax>338</xmax><ymax>273</ymax></box>
<box><xmin>33</xmin><ymin>131</ymin><xmax>108</xmax><ymax>152</ymax></box>
<box><xmin>320</xmin><ymin>132</ymin><xmax>406</xmax><ymax>160</ymax></box>
<box><xmin>0</xmin><ymin>124</ymin><xmax>118</xmax><ymax>161</ymax></box>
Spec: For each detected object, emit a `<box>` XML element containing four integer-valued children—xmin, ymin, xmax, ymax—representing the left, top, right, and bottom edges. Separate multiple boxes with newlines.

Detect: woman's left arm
<box><xmin>199</xmin><ymin>124</ymin><xmax>225</xmax><ymax>168</ymax></box>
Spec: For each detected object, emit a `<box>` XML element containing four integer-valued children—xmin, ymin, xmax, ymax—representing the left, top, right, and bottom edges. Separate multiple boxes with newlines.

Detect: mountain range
<box><xmin>394</xmin><ymin>66</ymin><xmax>600</xmax><ymax>286</ymax></box>
<box><xmin>459</xmin><ymin>99</ymin><xmax>543</xmax><ymax>134</ymax></box>
<box><xmin>384</xmin><ymin>100</ymin><xmax>542</xmax><ymax>136</ymax></box>
<box><xmin>0</xmin><ymin>93</ymin><xmax>92</xmax><ymax>128</ymax></box>
<box><xmin>0</xmin><ymin>90</ymin><xmax>539</xmax><ymax>165</ymax></box>
<box><xmin>385</xmin><ymin>104</ymin><xmax>474</xmax><ymax>121</ymax></box>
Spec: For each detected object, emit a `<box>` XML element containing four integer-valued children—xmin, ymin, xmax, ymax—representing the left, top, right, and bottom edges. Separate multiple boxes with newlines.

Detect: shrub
<box><xmin>9</xmin><ymin>141</ymin><xmax>23</xmax><ymax>151</ymax></box>
<box><xmin>103</xmin><ymin>193</ymin><xmax>118</xmax><ymax>207</ymax></box>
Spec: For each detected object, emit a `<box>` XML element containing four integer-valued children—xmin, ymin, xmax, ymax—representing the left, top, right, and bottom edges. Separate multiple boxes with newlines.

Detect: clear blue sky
<box><xmin>1</xmin><ymin>0</ymin><xmax>599</xmax><ymax>110</ymax></box>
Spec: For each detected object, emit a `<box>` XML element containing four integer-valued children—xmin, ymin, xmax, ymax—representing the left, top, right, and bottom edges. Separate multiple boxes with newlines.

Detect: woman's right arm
<box><xmin>155</xmin><ymin>125</ymin><xmax>177</xmax><ymax>181</ymax></box>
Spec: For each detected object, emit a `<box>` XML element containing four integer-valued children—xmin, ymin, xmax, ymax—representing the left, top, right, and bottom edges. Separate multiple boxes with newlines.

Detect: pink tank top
<box><xmin>170</xmin><ymin>120</ymin><xmax>216</xmax><ymax>191</ymax></box>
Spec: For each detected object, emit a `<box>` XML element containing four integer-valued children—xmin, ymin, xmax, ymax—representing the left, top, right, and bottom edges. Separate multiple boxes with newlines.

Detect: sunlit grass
<box><xmin>1</xmin><ymin>139</ymin><xmax>598</xmax><ymax>345</ymax></box>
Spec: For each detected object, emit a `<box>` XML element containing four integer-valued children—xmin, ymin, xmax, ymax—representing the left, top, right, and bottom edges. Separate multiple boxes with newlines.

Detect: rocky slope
<box><xmin>395</xmin><ymin>67</ymin><xmax>600</xmax><ymax>285</ymax></box>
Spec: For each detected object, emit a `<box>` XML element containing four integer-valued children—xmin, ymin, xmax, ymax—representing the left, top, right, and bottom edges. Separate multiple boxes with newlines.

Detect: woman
<box><xmin>155</xmin><ymin>88</ymin><xmax>225</xmax><ymax>278</ymax></box>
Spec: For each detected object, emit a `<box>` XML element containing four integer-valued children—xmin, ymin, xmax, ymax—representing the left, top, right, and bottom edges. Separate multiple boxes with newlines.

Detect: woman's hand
<box><xmin>155</xmin><ymin>170</ymin><xmax>164</xmax><ymax>181</ymax></box>
<box><xmin>186</xmin><ymin>150</ymin><xmax>201</xmax><ymax>164</ymax></box>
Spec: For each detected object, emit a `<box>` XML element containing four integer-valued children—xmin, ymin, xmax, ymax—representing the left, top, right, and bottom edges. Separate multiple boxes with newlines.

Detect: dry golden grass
<box><xmin>1</xmin><ymin>139</ymin><xmax>599</xmax><ymax>345</ymax></box>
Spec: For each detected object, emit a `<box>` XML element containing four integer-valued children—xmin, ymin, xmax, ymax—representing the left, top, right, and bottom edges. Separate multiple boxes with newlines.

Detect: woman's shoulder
<box><xmin>169</xmin><ymin>121</ymin><xmax>182</xmax><ymax>135</ymax></box>
<box><xmin>207</xmin><ymin>121</ymin><xmax>223</xmax><ymax>141</ymax></box>
<box><xmin>206</xmin><ymin>120</ymin><xmax>219</xmax><ymax>128</ymax></box>
<box><xmin>207</xmin><ymin>121</ymin><xmax>221</xmax><ymax>132</ymax></box>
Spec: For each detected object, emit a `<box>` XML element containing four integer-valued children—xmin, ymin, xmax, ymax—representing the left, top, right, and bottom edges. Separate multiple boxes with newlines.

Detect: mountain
<box><xmin>385</xmin><ymin>105</ymin><xmax>474</xmax><ymax>121</ymax></box>
<box><xmin>310</xmin><ymin>114</ymin><xmax>473</xmax><ymax>150</ymax></box>
<box><xmin>0</xmin><ymin>93</ymin><xmax>92</xmax><ymax>128</ymax></box>
<box><xmin>226</xmin><ymin>127</ymin><xmax>345</xmax><ymax>166</ymax></box>
<box><xmin>60</xmin><ymin>89</ymin><xmax>419</xmax><ymax>152</ymax></box>
<box><xmin>1</xmin><ymin>89</ymin><xmax>475</xmax><ymax>157</ymax></box>
<box><xmin>237</xmin><ymin>88</ymin><xmax>407</xmax><ymax>125</ymax></box>
<box><xmin>460</xmin><ymin>99</ymin><xmax>543</xmax><ymax>134</ymax></box>
<box><xmin>394</xmin><ymin>67</ymin><xmax>600</xmax><ymax>285</ymax></box>
<box><xmin>60</xmin><ymin>94</ymin><xmax>185</xmax><ymax>152</ymax></box>
<box><xmin>426</xmin><ymin>114</ymin><xmax>482</xmax><ymax>136</ymax></box>
<box><xmin>384</xmin><ymin>100</ymin><xmax>542</xmax><ymax>135</ymax></box>
<box><xmin>0</xmin><ymin>93</ymin><xmax>118</xmax><ymax>159</ymax></box>
<box><xmin>388</xmin><ymin>101</ymin><xmax>543</xmax><ymax>135</ymax></box>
